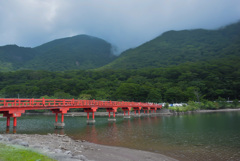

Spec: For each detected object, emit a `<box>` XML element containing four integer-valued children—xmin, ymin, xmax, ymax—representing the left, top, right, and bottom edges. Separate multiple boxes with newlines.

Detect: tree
<box><xmin>147</xmin><ymin>89</ymin><xmax>162</xmax><ymax>103</ymax></box>
<box><xmin>53</xmin><ymin>91</ymin><xmax>73</xmax><ymax>99</ymax></box>
<box><xmin>164</xmin><ymin>87</ymin><xmax>184</xmax><ymax>103</ymax></box>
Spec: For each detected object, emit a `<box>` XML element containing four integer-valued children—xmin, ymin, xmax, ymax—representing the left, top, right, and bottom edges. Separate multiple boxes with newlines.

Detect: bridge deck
<box><xmin>0</xmin><ymin>98</ymin><xmax>162</xmax><ymax>130</ymax></box>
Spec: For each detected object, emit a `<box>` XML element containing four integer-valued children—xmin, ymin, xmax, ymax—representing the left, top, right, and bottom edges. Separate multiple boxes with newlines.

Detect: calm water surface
<box><xmin>1</xmin><ymin>112</ymin><xmax>240</xmax><ymax>161</ymax></box>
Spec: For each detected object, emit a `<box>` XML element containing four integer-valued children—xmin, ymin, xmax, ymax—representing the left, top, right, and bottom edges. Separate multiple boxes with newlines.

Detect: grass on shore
<box><xmin>0</xmin><ymin>143</ymin><xmax>55</xmax><ymax>161</ymax></box>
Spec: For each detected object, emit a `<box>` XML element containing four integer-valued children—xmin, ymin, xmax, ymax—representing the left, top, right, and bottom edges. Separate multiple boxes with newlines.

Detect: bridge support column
<box><xmin>133</xmin><ymin>107</ymin><xmax>142</xmax><ymax>117</ymax></box>
<box><xmin>54</xmin><ymin>114</ymin><xmax>65</xmax><ymax>128</ymax></box>
<box><xmin>2</xmin><ymin>111</ymin><xmax>24</xmax><ymax>132</ymax></box>
<box><xmin>61</xmin><ymin>113</ymin><xmax>64</xmax><ymax>123</ymax></box>
<box><xmin>87</xmin><ymin>112</ymin><xmax>90</xmax><ymax>120</ymax></box>
<box><xmin>150</xmin><ymin>107</ymin><xmax>158</xmax><ymax>117</ymax></box>
<box><xmin>123</xmin><ymin>107</ymin><xmax>131</xmax><ymax>119</ymax></box>
<box><xmin>107</xmin><ymin>107</ymin><xmax>117</xmax><ymax>122</ymax></box>
<box><xmin>55</xmin><ymin>113</ymin><xmax>58</xmax><ymax>123</ymax></box>
<box><xmin>6</xmin><ymin>117</ymin><xmax>10</xmax><ymax>127</ymax></box>
<box><xmin>85</xmin><ymin>107</ymin><xmax>98</xmax><ymax>125</ymax></box>
<box><xmin>51</xmin><ymin>108</ymin><xmax>69</xmax><ymax>129</ymax></box>
<box><xmin>142</xmin><ymin>107</ymin><xmax>150</xmax><ymax>117</ymax></box>
<box><xmin>13</xmin><ymin>117</ymin><xmax>17</xmax><ymax>127</ymax></box>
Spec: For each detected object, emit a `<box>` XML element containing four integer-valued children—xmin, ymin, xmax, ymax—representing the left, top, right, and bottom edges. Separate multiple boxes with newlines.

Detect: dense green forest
<box><xmin>0</xmin><ymin>55</ymin><xmax>239</xmax><ymax>103</ymax></box>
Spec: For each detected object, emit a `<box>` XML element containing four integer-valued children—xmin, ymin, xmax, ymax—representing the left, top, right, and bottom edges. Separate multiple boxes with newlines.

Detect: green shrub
<box><xmin>164</xmin><ymin>103</ymin><xmax>169</xmax><ymax>109</ymax></box>
<box><xmin>232</xmin><ymin>99</ymin><xmax>239</xmax><ymax>108</ymax></box>
<box><xmin>216</xmin><ymin>97</ymin><xmax>227</xmax><ymax>109</ymax></box>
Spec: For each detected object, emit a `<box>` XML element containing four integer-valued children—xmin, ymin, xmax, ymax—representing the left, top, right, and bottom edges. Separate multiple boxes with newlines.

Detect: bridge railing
<box><xmin>0</xmin><ymin>98</ymin><xmax>162</xmax><ymax>108</ymax></box>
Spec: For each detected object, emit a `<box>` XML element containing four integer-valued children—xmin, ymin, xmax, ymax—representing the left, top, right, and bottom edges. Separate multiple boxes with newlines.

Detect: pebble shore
<box><xmin>0</xmin><ymin>134</ymin><xmax>177</xmax><ymax>161</ymax></box>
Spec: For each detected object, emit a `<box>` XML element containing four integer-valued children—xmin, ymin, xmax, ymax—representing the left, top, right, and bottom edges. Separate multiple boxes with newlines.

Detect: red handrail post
<box><xmin>72</xmin><ymin>98</ymin><xmax>74</xmax><ymax>105</ymax></box>
<box><xmin>42</xmin><ymin>98</ymin><xmax>45</xmax><ymax>106</ymax></box>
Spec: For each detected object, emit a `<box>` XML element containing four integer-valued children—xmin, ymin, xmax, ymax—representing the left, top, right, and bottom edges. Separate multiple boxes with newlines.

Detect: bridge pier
<box><xmin>54</xmin><ymin>113</ymin><xmax>65</xmax><ymax>128</ymax></box>
<box><xmin>51</xmin><ymin>108</ymin><xmax>69</xmax><ymax>129</ymax></box>
<box><xmin>1</xmin><ymin>111</ymin><xmax>23</xmax><ymax>133</ymax></box>
<box><xmin>150</xmin><ymin>107</ymin><xmax>157</xmax><ymax>117</ymax></box>
<box><xmin>133</xmin><ymin>107</ymin><xmax>142</xmax><ymax>117</ymax></box>
<box><xmin>84</xmin><ymin>107</ymin><xmax>98</xmax><ymax>125</ymax></box>
<box><xmin>107</xmin><ymin>107</ymin><xmax>118</xmax><ymax>122</ymax></box>
<box><xmin>142</xmin><ymin>107</ymin><xmax>150</xmax><ymax>117</ymax></box>
<box><xmin>122</xmin><ymin>107</ymin><xmax>132</xmax><ymax>119</ymax></box>
<box><xmin>6</xmin><ymin>116</ymin><xmax>10</xmax><ymax>127</ymax></box>
<box><xmin>86</xmin><ymin>112</ymin><xmax>96</xmax><ymax>124</ymax></box>
<box><xmin>13</xmin><ymin>117</ymin><xmax>17</xmax><ymax>127</ymax></box>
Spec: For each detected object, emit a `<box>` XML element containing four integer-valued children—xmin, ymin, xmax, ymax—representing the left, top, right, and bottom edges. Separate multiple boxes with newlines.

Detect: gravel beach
<box><xmin>0</xmin><ymin>134</ymin><xmax>178</xmax><ymax>161</ymax></box>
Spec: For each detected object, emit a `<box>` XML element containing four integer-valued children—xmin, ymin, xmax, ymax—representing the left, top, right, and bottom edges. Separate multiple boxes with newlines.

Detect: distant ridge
<box><xmin>0</xmin><ymin>35</ymin><xmax>117</xmax><ymax>71</ymax></box>
<box><xmin>0</xmin><ymin>21</ymin><xmax>239</xmax><ymax>72</ymax></box>
<box><xmin>99</xmin><ymin>21</ymin><xmax>240</xmax><ymax>70</ymax></box>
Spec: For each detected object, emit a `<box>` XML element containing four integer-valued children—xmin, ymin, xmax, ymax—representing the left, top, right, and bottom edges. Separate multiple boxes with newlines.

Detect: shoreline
<box><xmin>0</xmin><ymin>134</ymin><xmax>177</xmax><ymax>161</ymax></box>
<box><xmin>22</xmin><ymin>108</ymin><xmax>240</xmax><ymax>116</ymax></box>
<box><xmin>170</xmin><ymin>108</ymin><xmax>240</xmax><ymax>115</ymax></box>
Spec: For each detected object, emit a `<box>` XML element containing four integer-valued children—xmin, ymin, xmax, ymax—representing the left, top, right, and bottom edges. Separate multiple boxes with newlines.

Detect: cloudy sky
<box><xmin>0</xmin><ymin>0</ymin><xmax>239</xmax><ymax>53</ymax></box>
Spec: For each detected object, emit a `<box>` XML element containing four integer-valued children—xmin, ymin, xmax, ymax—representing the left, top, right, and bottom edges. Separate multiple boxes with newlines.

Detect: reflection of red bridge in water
<box><xmin>0</xmin><ymin>98</ymin><xmax>162</xmax><ymax>129</ymax></box>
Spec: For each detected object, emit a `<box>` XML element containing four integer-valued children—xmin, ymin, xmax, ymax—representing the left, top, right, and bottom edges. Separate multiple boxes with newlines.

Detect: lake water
<box><xmin>1</xmin><ymin>112</ymin><xmax>240</xmax><ymax>161</ymax></box>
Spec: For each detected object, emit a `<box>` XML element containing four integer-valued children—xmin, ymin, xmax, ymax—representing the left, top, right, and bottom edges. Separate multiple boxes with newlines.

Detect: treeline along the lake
<box><xmin>0</xmin><ymin>55</ymin><xmax>239</xmax><ymax>103</ymax></box>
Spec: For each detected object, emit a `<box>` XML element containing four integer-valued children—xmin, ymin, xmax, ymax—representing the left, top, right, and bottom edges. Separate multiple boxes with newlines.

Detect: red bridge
<box><xmin>0</xmin><ymin>98</ymin><xmax>162</xmax><ymax>129</ymax></box>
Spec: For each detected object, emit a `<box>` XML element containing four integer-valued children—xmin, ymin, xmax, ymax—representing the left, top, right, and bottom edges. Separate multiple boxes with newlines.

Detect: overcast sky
<box><xmin>0</xmin><ymin>0</ymin><xmax>239</xmax><ymax>54</ymax></box>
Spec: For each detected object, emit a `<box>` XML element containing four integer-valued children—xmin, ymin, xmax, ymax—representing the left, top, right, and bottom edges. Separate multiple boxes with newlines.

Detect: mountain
<box><xmin>0</xmin><ymin>45</ymin><xmax>38</xmax><ymax>71</ymax></box>
<box><xmin>0</xmin><ymin>22</ymin><xmax>239</xmax><ymax>72</ymax></box>
<box><xmin>0</xmin><ymin>35</ymin><xmax>116</xmax><ymax>71</ymax></box>
<box><xmin>30</xmin><ymin>35</ymin><xmax>116</xmax><ymax>71</ymax></box>
<box><xmin>100</xmin><ymin>21</ymin><xmax>240</xmax><ymax>70</ymax></box>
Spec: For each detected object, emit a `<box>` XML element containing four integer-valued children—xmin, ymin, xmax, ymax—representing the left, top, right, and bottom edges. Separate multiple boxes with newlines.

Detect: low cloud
<box><xmin>0</xmin><ymin>0</ymin><xmax>239</xmax><ymax>54</ymax></box>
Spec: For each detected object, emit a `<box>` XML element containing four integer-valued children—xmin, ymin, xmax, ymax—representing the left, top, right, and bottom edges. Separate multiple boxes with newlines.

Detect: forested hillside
<box><xmin>100</xmin><ymin>21</ymin><xmax>240</xmax><ymax>70</ymax></box>
<box><xmin>0</xmin><ymin>55</ymin><xmax>239</xmax><ymax>103</ymax></box>
<box><xmin>0</xmin><ymin>45</ymin><xmax>38</xmax><ymax>71</ymax></box>
<box><xmin>0</xmin><ymin>35</ymin><xmax>116</xmax><ymax>71</ymax></box>
<box><xmin>29</xmin><ymin>35</ymin><xmax>116</xmax><ymax>71</ymax></box>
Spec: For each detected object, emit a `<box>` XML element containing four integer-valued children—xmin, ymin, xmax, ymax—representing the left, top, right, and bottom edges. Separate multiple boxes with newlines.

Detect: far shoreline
<box><xmin>22</xmin><ymin>108</ymin><xmax>240</xmax><ymax>116</ymax></box>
